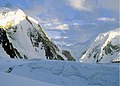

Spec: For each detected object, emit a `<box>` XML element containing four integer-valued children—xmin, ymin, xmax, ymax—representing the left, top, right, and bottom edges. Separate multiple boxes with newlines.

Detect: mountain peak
<box><xmin>0</xmin><ymin>8</ymin><xmax>26</xmax><ymax>29</ymax></box>
<box><xmin>0</xmin><ymin>8</ymin><xmax>75</xmax><ymax>61</ymax></box>
<box><xmin>80</xmin><ymin>28</ymin><xmax>120</xmax><ymax>63</ymax></box>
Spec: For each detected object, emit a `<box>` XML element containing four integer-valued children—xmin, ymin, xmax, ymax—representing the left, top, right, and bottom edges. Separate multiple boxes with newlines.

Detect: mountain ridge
<box><xmin>80</xmin><ymin>28</ymin><xmax>120</xmax><ymax>63</ymax></box>
<box><xmin>0</xmin><ymin>7</ymin><xmax>75</xmax><ymax>61</ymax></box>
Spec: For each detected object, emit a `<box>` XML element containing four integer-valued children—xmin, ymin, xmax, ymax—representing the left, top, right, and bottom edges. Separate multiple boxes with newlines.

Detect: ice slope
<box><xmin>0</xmin><ymin>7</ymin><xmax>75</xmax><ymax>61</ymax></box>
<box><xmin>81</xmin><ymin>28</ymin><xmax>120</xmax><ymax>63</ymax></box>
<box><xmin>0</xmin><ymin>58</ymin><xmax>119</xmax><ymax>86</ymax></box>
<box><xmin>0</xmin><ymin>72</ymin><xmax>59</xmax><ymax>86</ymax></box>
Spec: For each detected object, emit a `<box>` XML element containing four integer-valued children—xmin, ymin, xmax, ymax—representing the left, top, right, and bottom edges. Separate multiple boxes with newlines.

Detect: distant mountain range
<box><xmin>0</xmin><ymin>5</ymin><xmax>119</xmax><ymax>63</ymax></box>
<box><xmin>0</xmin><ymin>1</ymin><xmax>119</xmax><ymax>61</ymax></box>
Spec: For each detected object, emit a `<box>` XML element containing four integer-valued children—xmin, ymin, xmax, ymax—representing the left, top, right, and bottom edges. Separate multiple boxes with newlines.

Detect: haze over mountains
<box><xmin>0</xmin><ymin>0</ymin><xmax>119</xmax><ymax>60</ymax></box>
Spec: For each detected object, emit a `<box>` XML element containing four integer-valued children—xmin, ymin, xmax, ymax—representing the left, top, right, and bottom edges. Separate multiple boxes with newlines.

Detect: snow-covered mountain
<box><xmin>0</xmin><ymin>7</ymin><xmax>75</xmax><ymax>61</ymax></box>
<box><xmin>33</xmin><ymin>0</ymin><xmax>119</xmax><ymax>60</ymax></box>
<box><xmin>0</xmin><ymin>1</ymin><xmax>119</xmax><ymax>61</ymax></box>
<box><xmin>80</xmin><ymin>28</ymin><xmax>120</xmax><ymax>63</ymax></box>
<box><xmin>0</xmin><ymin>1</ymin><xmax>119</xmax><ymax>86</ymax></box>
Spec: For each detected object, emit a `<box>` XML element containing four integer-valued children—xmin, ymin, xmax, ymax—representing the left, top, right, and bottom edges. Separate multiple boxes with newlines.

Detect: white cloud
<box><xmin>66</xmin><ymin>0</ymin><xmax>93</xmax><ymax>11</ymax></box>
<box><xmin>55</xmin><ymin>24</ymin><xmax>69</xmax><ymax>30</ymax></box>
<box><xmin>97</xmin><ymin>17</ymin><xmax>115</xmax><ymax>22</ymax></box>
<box><xmin>73</xmin><ymin>23</ymin><xmax>79</xmax><ymax>26</ymax></box>
<box><xmin>66</xmin><ymin>0</ymin><xmax>86</xmax><ymax>10</ymax></box>
<box><xmin>66</xmin><ymin>0</ymin><xmax>119</xmax><ymax>12</ymax></box>
<box><xmin>39</xmin><ymin>18</ymin><xmax>69</xmax><ymax>30</ymax></box>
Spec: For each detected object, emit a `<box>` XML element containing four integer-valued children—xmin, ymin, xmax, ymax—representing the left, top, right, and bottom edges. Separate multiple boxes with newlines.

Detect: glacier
<box><xmin>0</xmin><ymin>58</ymin><xmax>119</xmax><ymax>86</ymax></box>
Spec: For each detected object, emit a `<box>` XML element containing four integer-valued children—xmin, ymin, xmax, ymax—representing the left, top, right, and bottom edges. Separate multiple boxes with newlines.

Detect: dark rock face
<box><xmin>0</xmin><ymin>28</ymin><xmax>76</xmax><ymax>61</ymax></box>
<box><xmin>0</xmin><ymin>8</ymin><xmax>76</xmax><ymax>61</ymax></box>
<box><xmin>0</xmin><ymin>15</ymin><xmax>76</xmax><ymax>61</ymax></box>
<box><xmin>0</xmin><ymin>28</ymin><xmax>22</xmax><ymax>58</ymax></box>
<box><xmin>27</xmin><ymin>24</ymin><xmax>64</xmax><ymax>60</ymax></box>
<box><xmin>103</xmin><ymin>42</ymin><xmax>120</xmax><ymax>55</ymax></box>
<box><xmin>62</xmin><ymin>50</ymin><xmax>76</xmax><ymax>61</ymax></box>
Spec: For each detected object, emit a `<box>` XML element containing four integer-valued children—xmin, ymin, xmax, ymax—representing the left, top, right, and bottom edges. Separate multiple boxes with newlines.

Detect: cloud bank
<box><xmin>97</xmin><ymin>17</ymin><xmax>115</xmax><ymax>22</ymax></box>
<box><xmin>66</xmin><ymin>0</ymin><xmax>119</xmax><ymax>12</ymax></box>
<box><xmin>66</xmin><ymin>0</ymin><xmax>93</xmax><ymax>11</ymax></box>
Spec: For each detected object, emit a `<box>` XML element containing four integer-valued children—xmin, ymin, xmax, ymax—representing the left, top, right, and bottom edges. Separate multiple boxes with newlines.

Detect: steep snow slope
<box><xmin>0</xmin><ymin>58</ymin><xmax>119</xmax><ymax>86</ymax></box>
<box><xmin>0</xmin><ymin>7</ymin><xmax>75</xmax><ymax>61</ymax></box>
<box><xmin>81</xmin><ymin>28</ymin><xmax>120</xmax><ymax>63</ymax></box>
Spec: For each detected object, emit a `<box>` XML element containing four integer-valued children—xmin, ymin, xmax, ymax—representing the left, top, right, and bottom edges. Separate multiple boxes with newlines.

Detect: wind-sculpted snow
<box><xmin>0</xmin><ymin>58</ymin><xmax>119</xmax><ymax>86</ymax></box>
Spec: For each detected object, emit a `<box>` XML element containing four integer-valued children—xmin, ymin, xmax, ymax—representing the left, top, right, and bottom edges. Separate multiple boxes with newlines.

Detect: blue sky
<box><xmin>0</xmin><ymin>0</ymin><xmax>119</xmax><ymax>17</ymax></box>
<box><xmin>0</xmin><ymin>0</ymin><xmax>119</xmax><ymax>30</ymax></box>
<box><xmin>0</xmin><ymin>0</ymin><xmax>119</xmax><ymax>51</ymax></box>
<box><xmin>0</xmin><ymin>0</ymin><xmax>40</xmax><ymax>9</ymax></box>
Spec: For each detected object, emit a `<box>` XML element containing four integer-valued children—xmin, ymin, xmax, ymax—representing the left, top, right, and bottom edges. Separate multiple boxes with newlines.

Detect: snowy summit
<box><xmin>0</xmin><ymin>7</ymin><xmax>75</xmax><ymax>61</ymax></box>
<box><xmin>81</xmin><ymin>28</ymin><xmax>120</xmax><ymax>63</ymax></box>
